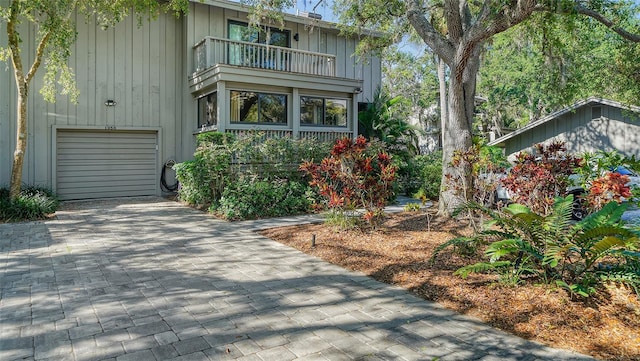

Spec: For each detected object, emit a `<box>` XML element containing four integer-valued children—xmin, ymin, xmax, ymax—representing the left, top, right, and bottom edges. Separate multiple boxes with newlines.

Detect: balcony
<box><xmin>193</xmin><ymin>36</ymin><xmax>336</xmax><ymax>77</ymax></box>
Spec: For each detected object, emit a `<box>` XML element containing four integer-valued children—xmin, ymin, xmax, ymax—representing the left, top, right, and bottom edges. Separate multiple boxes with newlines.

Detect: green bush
<box><xmin>175</xmin><ymin>131</ymin><xmax>330</xmax><ymax>215</ymax></box>
<box><xmin>0</xmin><ymin>186</ymin><xmax>59</xmax><ymax>222</ymax></box>
<box><xmin>173</xmin><ymin>142</ymin><xmax>232</xmax><ymax>208</ymax></box>
<box><xmin>411</xmin><ymin>152</ymin><xmax>442</xmax><ymax>201</ymax></box>
<box><xmin>215</xmin><ymin>179</ymin><xmax>312</xmax><ymax>220</ymax></box>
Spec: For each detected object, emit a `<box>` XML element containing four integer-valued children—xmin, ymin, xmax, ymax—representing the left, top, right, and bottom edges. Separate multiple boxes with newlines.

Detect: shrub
<box><xmin>407</xmin><ymin>152</ymin><xmax>442</xmax><ymax>201</ymax></box>
<box><xmin>216</xmin><ymin>179</ymin><xmax>312</xmax><ymax>220</ymax></box>
<box><xmin>436</xmin><ymin>196</ymin><xmax>640</xmax><ymax>297</ymax></box>
<box><xmin>0</xmin><ymin>186</ymin><xmax>59</xmax><ymax>222</ymax></box>
<box><xmin>501</xmin><ymin>141</ymin><xmax>582</xmax><ymax>215</ymax></box>
<box><xmin>173</xmin><ymin>142</ymin><xmax>232</xmax><ymax>208</ymax></box>
<box><xmin>585</xmin><ymin>172</ymin><xmax>632</xmax><ymax>211</ymax></box>
<box><xmin>174</xmin><ymin>131</ymin><xmax>330</xmax><ymax>212</ymax></box>
<box><xmin>446</xmin><ymin>144</ymin><xmax>508</xmax><ymax>212</ymax></box>
<box><xmin>300</xmin><ymin>136</ymin><xmax>397</xmax><ymax>228</ymax></box>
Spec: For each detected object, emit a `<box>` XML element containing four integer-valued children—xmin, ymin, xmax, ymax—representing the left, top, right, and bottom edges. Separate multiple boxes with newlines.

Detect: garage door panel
<box><xmin>58</xmin><ymin>174</ymin><xmax>157</xmax><ymax>184</ymax></box>
<box><xmin>58</xmin><ymin>153</ymin><xmax>157</xmax><ymax>161</ymax></box>
<box><xmin>56</xmin><ymin>130</ymin><xmax>158</xmax><ymax>200</ymax></box>
<box><xmin>57</xmin><ymin>168</ymin><xmax>156</xmax><ymax>178</ymax></box>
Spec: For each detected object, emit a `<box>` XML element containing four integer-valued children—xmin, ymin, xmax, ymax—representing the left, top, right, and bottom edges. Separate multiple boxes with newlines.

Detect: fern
<box><xmin>578</xmin><ymin>200</ymin><xmax>629</xmax><ymax>231</ymax></box>
<box><xmin>599</xmin><ymin>270</ymin><xmax>640</xmax><ymax>296</ymax></box>
<box><xmin>454</xmin><ymin>261</ymin><xmax>512</xmax><ymax>279</ymax></box>
<box><xmin>431</xmin><ymin>236</ymin><xmax>482</xmax><ymax>261</ymax></box>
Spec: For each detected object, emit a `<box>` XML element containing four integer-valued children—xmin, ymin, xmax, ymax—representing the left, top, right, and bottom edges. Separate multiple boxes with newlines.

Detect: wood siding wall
<box><xmin>186</xmin><ymin>2</ymin><xmax>381</xmax><ymax>103</ymax></box>
<box><xmin>504</xmin><ymin>105</ymin><xmax>640</xmax><ymax>159</ymax></box>
<box><xmin>0</xmin><ymin>11</ymin><xmax>187</xmax><ymax>189</ymax></box>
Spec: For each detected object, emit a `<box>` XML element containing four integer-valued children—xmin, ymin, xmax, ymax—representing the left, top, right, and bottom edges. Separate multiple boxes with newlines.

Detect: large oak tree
<box><xmin>0</xmin><ymin>0</ymin><xmax>188</xmax><ymax>201</ymax></box>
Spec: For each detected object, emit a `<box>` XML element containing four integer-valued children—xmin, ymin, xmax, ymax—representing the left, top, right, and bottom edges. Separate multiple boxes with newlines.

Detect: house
<box><xmin>488</xmin><ymin>97</ymin><xmax>640</xmax><ymax>161</ymax></box>
<box><xmin>0</xmin><ymin>0</ymin><xmax>381</xmax><ymax>200</ymax></box>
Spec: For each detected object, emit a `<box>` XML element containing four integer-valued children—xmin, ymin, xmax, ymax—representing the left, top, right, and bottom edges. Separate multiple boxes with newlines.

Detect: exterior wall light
<box><xmin>105</xmin><ymin>100</ymin><xmax>117</xmax><ymax>107</ymax></box>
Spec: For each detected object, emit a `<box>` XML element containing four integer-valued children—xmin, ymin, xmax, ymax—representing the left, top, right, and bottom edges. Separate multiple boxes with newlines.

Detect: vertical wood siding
<box><xmin>186</xmin><ymin>2</ymin><xmax>381</xmax><ymax>102</ymax></box>
<box><xmin>0</xmin><ymin>11</ymin><xmax>186</xmax><ymax>189</ymax></box>
<box><xmin>504</xmin><ymin>104</ymin><xmax>640</xmax><ymax>160</ymax></box>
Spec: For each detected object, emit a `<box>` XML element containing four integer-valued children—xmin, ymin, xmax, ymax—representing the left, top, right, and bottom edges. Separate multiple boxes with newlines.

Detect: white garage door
<box><xmin>56</xmin><ymin>130</ymin><xmax>158</xmax><ymax>200</ymax></box>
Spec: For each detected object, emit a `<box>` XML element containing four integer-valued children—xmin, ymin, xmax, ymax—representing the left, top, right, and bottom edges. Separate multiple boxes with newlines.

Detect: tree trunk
<box><xmin>437</xmin><ymin>45</ymin><xmax>480</xmax><ymax>215</ymax></box>
<box><xmin>7</xmin><ymin>0</ymin><xmax>50</xmax><ymax>201</ymax></box>
<box><xmin>7</xmin><ymin>0</ymin><xmax>27</xmax><ymax>201</ymax></box>
<box><xmin>437</xmin><ymin>56</ymin><xmax>447</xmax><ymax>149</ymax></box>
<box><xmin>9</xmin><ymin>88</ymin><xmax>28</xmax><ymax>200</ymax></box>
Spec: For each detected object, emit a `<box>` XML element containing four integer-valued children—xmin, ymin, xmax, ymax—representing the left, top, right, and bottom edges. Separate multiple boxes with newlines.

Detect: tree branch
<box><xmin>445</xmin><ymin>0</ymin><xmax>463</xmax><ymax>40</ymax></box>
<box><xmin>467</xmin><ymin>0</ymin><xmax>539</xmax><ymax>46</ymax></box>
<box><xmin>6</xmin><ymin>0</ymin><xmax>25</xmax><ymax>86</ymax></box>
<box><xmin>25</xmin><ymin>31</ymin><xmax>52</xmax><ymax>84</ymax></box>
<box><xmin>575</xmin><ymin>4</ymin><xmax>640</xmax><ymax>43</ymax></box>
<box><xmin>405</xmin><ymin>0</ymin><xmax>455</xmax><ymax>63</ymax></box>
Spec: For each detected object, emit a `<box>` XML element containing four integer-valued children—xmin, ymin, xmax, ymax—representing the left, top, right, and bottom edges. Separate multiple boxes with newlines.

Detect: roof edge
<box><xmin>487</xmin><ymin>97</ymin><xmax>640</xmax><ymax>146</ymax></box>
<box><xmin>190</xmin><ymin>0</ymin><xmax>382</xmax><ymax>36</ymax></box>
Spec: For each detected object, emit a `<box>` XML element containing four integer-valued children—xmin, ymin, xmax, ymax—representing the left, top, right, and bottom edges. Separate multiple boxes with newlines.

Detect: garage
<box><xmin>56</xmin><ymin>129</ymin><xmax>158</xmax><ymax>200</ymax></box>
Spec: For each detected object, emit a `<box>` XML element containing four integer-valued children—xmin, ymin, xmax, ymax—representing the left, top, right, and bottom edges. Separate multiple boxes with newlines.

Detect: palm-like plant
<box><xmin>435</xmin><ymin>195</ymin><xmax>640</xmax><ymax>297</ymax></box>
<box><xmin>358</xmin><ymin>87</ymin><xmax>422</xmax><ymax>156</ymax></box>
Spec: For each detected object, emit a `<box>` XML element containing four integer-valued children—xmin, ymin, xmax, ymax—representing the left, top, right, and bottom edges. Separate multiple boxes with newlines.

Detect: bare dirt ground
<box><xmin>260</xmin><ymin>211</ymin><xmax>640</xmax><ymax>361</ymax></box>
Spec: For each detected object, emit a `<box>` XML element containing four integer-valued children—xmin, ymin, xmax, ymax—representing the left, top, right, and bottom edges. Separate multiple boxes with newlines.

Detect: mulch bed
<box><xmin>260</xmin><ymin>211</ymin><xmax>640</xmax><ymax>361</ymax></box>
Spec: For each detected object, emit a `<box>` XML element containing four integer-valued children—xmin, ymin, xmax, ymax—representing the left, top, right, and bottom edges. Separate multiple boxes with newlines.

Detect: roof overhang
<box><xmin>189</xmin><ymin>0</ymin><xmax>382</xmax><ymax>36</ymax></box>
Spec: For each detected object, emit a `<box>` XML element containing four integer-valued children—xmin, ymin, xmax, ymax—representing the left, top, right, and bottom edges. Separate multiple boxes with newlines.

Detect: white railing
<box><xmin>299</xmin><ymin>130</ymin><xmax>353</xmax><ymax>143</ymax></box>
<box><xmin>193</xmin><ymin>36</ymin><xmax>336</xmax><ymax>77</ymax></box>
<box><xmin>225</xmin><ymin>129</ymin><xmax>293</xmax><ymax>140</ymax></box>
<box><xmin>223</xmin><ymin>129</ymin><xmax>352</xmax><ymax>143</ymax></box>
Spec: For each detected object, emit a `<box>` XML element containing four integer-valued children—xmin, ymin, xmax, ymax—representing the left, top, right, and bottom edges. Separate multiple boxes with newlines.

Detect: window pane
<box><xmin>230</xmin><ymin>91</ymin><xmax>259</xmax><ymax>123</ymax></box>
<box><xmin>229</xmin><ymin>23</ymin><xmax>258</xmax><ymax>43</ymax></box>
<box><xmin>198</xmin><ymin>92</ymin><xmax>218</xmax><ymax>128</ymax></box>
<box><xmin>259</xmin><ymin>94</ymin><xmax>287</xmax><ymax>124</ymax></box>
<box><xmin>325</xmin><ymin>99</ymin><xmax>347</xmax><ymax>126</ymax></box>
<box><xmin>301</xmin><ymin>97</ymin><xmax>324</xmax><ymax>125</ymax></box>
<box><xmin>265</xmin><ymin>29</ymin><xmax>289</xmax><ymax>47</ymax></box>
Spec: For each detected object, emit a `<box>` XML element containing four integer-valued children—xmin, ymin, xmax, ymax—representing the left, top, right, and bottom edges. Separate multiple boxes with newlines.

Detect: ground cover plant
<box><xmin>0</xmin><ymin>186</ymin><xmax>59</xmax><ymax>222</ymax></box>
<box><xmin>261</xmin><ymin>210</ymin><xmax>640</xmax><ymax>361</ymax></box>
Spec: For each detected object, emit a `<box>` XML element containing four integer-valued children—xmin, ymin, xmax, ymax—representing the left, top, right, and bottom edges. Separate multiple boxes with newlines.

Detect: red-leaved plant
<box><xmin>300</xmin><ymin>136</ymin><xmax>397</xmax><ymax>227</ymax></box>
<box><xmin>585</xmin><ymin>172</ymin><xmax>631</xmax><ymax>211</ymax></box>
<box><xmin>501</xmin><ymin>141</ymin><xmax>582</xmax><ymax>215</ymax></box>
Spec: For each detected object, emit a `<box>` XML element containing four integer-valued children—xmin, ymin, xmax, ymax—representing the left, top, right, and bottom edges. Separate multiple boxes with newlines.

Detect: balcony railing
<box><xmin>193</xmin><ymin>36</ymin><xmax>336</xmax><ymax>77</ymax></box>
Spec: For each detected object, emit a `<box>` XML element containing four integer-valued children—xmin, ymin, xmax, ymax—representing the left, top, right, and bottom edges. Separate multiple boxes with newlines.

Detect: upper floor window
<box><xmin>301</xmin><ymin>96</ymin><xmax>348</xmax><ymax>127</ymax></box>
<box><xmin>230</xmin><ymin>90</ymin><xmax>287</xmax><ymax>124</ymax></box>
<box><xmin>228</xmin><ymin>21</ymin><xmax>289</xmax><ymax>48</ymax></box>
<box><xmin>198</xmin><ymin>92</ymin><xmax>217</xmax><ymax>129</ymax></box>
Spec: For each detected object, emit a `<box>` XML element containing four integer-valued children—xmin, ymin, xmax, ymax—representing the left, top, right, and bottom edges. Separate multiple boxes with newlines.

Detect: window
<box><xmin>198</xmin><ymin>92</ymin><xmax>217</xmax><ymax>128</ymax></box>
<box><xmin>301</xmin><ymin>96</ymin><xmax>348</xmax><ymax>127</ymax></box>
<box><xmin>228</xmin><ymin>22</ymin><xmax>290</xmax><ymax>70</ymax></box>
<box><xmin>228</xmin><ymin>21</ymin><xmax>289</xmax><ymax>47</ymax></box>
<box><xmin>230</xmin><ymin>90</ymin><xmax>287</xmax><ymax>124</ymax></box>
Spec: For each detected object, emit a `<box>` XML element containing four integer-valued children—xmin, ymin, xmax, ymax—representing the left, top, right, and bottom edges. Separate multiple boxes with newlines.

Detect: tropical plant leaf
<box><xmin>431</xmin><ymin>236</ymin><xmax>480</xmax><ymax>261</ymax></box>
<box><xmin>575</xmin><ymin>227</ymin><xmax>638</xmax><ymax>250</ymax></box>
<box><xmin>556</xmin><ymin>280</ymin><xmax>596</xmax><ymax>298</ymax></box>
<box><xmin>579</xmin><ymin>201</ymin><xmax>629</xmax><ymax>230</ymax></box>
<box><xmin>544</xmin><ymin>195</ymin><xmax>573</xmax><ymax>234</ymax></box>
<box><xmin>454</xmin><ymin>261</ymin><xmax>512</xmax><ymax>279</ymax></box>
<box><xmin>504</xmin><ymin>202</ymin><xmax>531</xmax><ymax>215</ymax></box>
<box><xmin>543</xmin><ymin>245</ymin><xmax>562</xmax><ymax>268</ymax></box>
<box><xmin>591</xmin><ymin>236</ymin><xmax>627</xmax><ymax>255</ymax></box>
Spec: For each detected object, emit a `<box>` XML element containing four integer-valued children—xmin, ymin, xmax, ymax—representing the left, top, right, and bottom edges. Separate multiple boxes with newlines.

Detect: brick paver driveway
<box><xmin>0</xmin><ymin>197</ymin><xmax>593</xmax><ymax>360</ymax></box>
